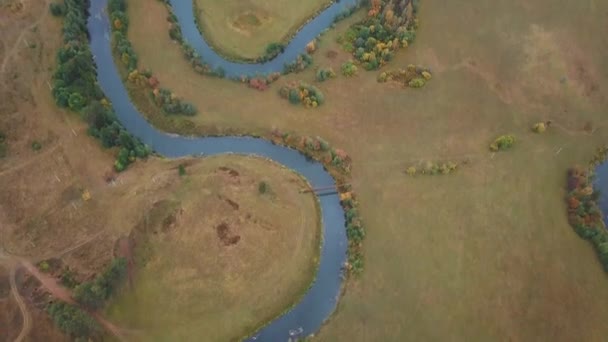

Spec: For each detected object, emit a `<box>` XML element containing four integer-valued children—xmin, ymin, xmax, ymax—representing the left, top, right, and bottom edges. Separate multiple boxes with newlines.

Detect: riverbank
<box><xmin>192</xmin><ymin>0</ymin><xmax>333</xmax><ymax>63</ymax></box>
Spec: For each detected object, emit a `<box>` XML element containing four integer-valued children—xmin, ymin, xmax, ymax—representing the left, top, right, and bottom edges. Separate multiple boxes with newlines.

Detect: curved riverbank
<box><xmin>167</xmin><ymin>0</ymin><xmax>359</xmax><ymax>77</ymax></box>
<box><xmin>191</xmin><ymin>0</ymin><xmax>335</xmax><ymax>63</ymax></box>
<box><xmin>88</xmin><ymin>0</ymin><xmax>349</xmax><ymax>340</ymax></box>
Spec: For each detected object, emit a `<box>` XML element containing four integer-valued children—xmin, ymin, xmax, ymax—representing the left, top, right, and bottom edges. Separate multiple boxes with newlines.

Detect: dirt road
<box><xmin>10</xmin><ymin>264</ymin><xmax>32</xmax><ymax>342</ymax></box>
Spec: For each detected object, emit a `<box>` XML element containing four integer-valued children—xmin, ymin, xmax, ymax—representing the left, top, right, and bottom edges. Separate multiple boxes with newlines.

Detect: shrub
<box><xmin>60</xmin><ymin>268</ymin><xmax>79</xmax><ymax>288</ymax></box>
<box><xmin>532</xmin><ymin>122</ymin><xmax>546</xmax><ymax>133</ymax></box>
<box><xmin>49</xmin><ymin>2</ymin><xmax>66</xmax><ymax>16</ymax></box>
<box><xmin>178</xmin><ymin>164</ymin><xmax>186</xmax><ymax>176</ymax></box>
<box><xmin>74</xmin><ymin>258</ymin><xmax>127</xmax><ymax>309</ymax></box>
<box><xmin>279</xmin><ymin>82</ymin><xmax>325</xmax><ymax>108</ymax></box>
<box><xmin>47</xmin><ymin>302</ymin><xmax>100</xmax><ymax>339</ymax></box>
<box><xmin>316</xmin><ymin>67</ymin><xmax>336</xmax><ymax>82</ymax></box>
<box><xmin>341</xmin><ymin>61</ymin><xmax>358</xmax><ymax>77</ymax></box>
<box><xmin>283</xmin><ymin>53</ymin><xmax>313</xmax><ymax>74</ymax></box>
<box><xmin>489</xmin><ymin>135</ymin><xmax>516</xmax><ymax>152</ymax></box>
<box><xmin>408</xmin><ymin>78</ymin><xmax>426</xmax><ymax>88</ymax></box>
<box><xmin>258</xmin><ymin>181</ymin><xmax>269</xmax><ymax>194</ymax></box>
<box><xmin>31</xmin><ymin>141</ymin><xmax>42</xmax><ymax>151</ymax></box>
<box><xmin>38</xmin><ymin>261</ymin><xmax>50</xmax><ymax>272</ymax></box>
<box><xmin>405</xmin><ymin>166</ymin><xmax>416</xmax><ymax>176</ymax></box>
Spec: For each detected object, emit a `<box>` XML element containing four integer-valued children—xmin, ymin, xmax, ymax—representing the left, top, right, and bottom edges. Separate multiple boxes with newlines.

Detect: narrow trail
<box><xmin>10</xmin><ymin>264</ymin><xmax>32</xmax><ymax>342</ymax></box>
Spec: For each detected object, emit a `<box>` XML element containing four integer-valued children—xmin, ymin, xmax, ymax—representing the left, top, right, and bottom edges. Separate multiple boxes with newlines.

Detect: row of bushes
<box><xmin>377</xmin><ymin>64</ymin><xmax>432</xmax><ymax>88</ymax></box>
<box><xmin>566</xmin><ymin>146</ymin><xmax>608</xmax><ymax>271</ymax></box>
<box><xmin>405</xmin><ymin>161</ymin><xmax>458</xmax><ymax>176</ymax></box>
<box><xmin>73</xmin><ymin>258</ymin><xmax>127</xmax><ymax>310</ymax></box>
<box><xmin>110</xmin><ymin>0</ymin><xmax>197</xmax><ymax>116</ymax></box>
<box><xmin>340</xmin><ymin>187</ymin><xmax>365</xmax><ymax>274</ymax></box>
<box><xmin>51</xmin><ymin>0</ymin><xmax>150</xmax><ymax>172</ymax></box>
<box><xmin>489</xmin><ymin>134</ymin><xmax>516</xmax><ymax>152</ymax></box>
<box><xmin>338</xmin><ymin>0</ymin><xmax>420</xmax><ymax>70</ymax></box>
<box><xmin>238</xmin><ymin>72</ymin><xmax>281</xmax><ymax>91</ymax></box>
<box><xmin>283</xmin><ymin>53</ymin><xmax>314</xmax><ymax>74</ymax></box>
<box><xmin>278</xmin><ymin>82</ymin><xmax>325</xmax><ymax>108</ymax></box>
<box><xmin>268</xmin><ymin>129</ymin><xmax>363</xmax><ymax>274</ymax></box>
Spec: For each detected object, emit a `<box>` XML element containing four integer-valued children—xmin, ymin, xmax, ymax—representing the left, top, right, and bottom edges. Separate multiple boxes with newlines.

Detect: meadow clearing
<box><xmin>193</xmin><ymin>0</ymin><xmax>331</xmax><ymax>60</ymax></box>
<box><xmin>122</xmin><ymin>0</ymin><xmax>608</xmax><ymax>340</ymax></box>
<box><xmin>105</xmin><ymin>155</ymin><xmax>320</xmax><ymax>341</ymax></box>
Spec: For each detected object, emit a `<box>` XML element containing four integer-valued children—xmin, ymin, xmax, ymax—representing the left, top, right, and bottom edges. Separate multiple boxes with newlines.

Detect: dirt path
<box><xmin>19</xmin><ymin>259</ymin><xmax>129</xmax><ymax>342</ymax></box>
<box><xmin>10</xmin><ymin>264</ymin><xmax>32</xmax><ymax>342</ymax></box>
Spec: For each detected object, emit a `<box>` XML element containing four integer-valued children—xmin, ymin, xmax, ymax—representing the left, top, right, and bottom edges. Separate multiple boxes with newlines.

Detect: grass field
<box><xmin>105</xmin><ymin>156</ymin><xmax>320</xmax><ymax>341</ymax></box>
<box><xmin>193</xmin><ymin>0</ymin><xmax>331</xmax><ymax>60</ymax></box>
<box><xmin>123</xmin><ymin>0</ymin><xmax>608</xmax><ymax>340</ymax></box>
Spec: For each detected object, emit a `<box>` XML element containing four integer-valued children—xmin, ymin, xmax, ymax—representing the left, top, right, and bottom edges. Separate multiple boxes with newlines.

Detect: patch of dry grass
<box><xmin>194</xmin><ymin>0</ymin><xmax>331</xmax><ymax>60</ymax></box>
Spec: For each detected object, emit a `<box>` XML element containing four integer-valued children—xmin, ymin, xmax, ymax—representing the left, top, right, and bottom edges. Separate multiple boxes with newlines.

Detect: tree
<box><xmin>67</xmin><ymin>92</ymin><xmax>86</xmax><ymax>111</ymax></box>
<box><xmin>47</xmin><ymin>302</ymin><xmax>100</xmax><ymax>338</ymax></box>
<box><xmin>49</xmin><ymin>3</ymin><xmax>66</xmax><ymax>16</ymax></box>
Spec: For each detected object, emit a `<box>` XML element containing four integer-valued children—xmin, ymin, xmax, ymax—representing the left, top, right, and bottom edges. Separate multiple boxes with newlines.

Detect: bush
<box><xmin>279</xmin><ymin>82</ymin><xmax>325</xmax><ymax>108</ymax></box>
<box><xmin>31</xmin><ymin>141</ymin><xmax>42</xmax><ymax>151</ymax></box>
<box><xmin>341</xmin><ymin>61</ymin><xmax>358</xmax><ymax>77</ymax></box>
<box><xmin>47</xmin><ymin>302</ymin><xmax>100</xmax><ymax>338</ymax></box>
<box><xmin>532</xmin><ymin>122</ymin><xmax>546</xmax><ymax>133</ymax></box>
<box><xmin>408</xmin><ymin>78</ymin><xmax>426</xmax><ymax>88</ymax></box>
<box><xmin>178</xmin><ymin>164</ymin><xmax>186</xmax><ymax>176</ymax></box>
<box><xmin>258</xmin><ymin>181</ymin><xmax>269</xmax><ymax>194</ymax></box>
<box><xmin>489</xmin><ymin>135</ymin><xmax>516</xmax><ymax>152</ymax></box>
<box><xmin>49</xmin><ymin>2</ymin><xmax>66</xmax><ymax>16</ymax></box>
<box><xmin>316</xmin><ymin>67</ymin><xmax>336</xmax><ymax>82</ymax></box>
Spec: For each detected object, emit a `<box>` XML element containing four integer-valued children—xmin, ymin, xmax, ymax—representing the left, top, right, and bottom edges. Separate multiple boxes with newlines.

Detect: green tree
<box><xmin>67</xmin><ymin>92</ymin><xmax>86</xmax><ymax>111</ymax></box>
<box><xmin>49</xmin><ymin>3</ymin><xmax>66</xmax><ymax>16</ymax></box>
<box><xmin>47</xmin><ymin>302</ymin><xmax>100</xmax><ymax>338</ymax></box>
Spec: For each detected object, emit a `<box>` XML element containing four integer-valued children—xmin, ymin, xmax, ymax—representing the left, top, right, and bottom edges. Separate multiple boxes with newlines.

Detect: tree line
<box><xmin>50</xmin><ymin>0</ymin><xmax>151</xmax><ymax>172</ymax></box>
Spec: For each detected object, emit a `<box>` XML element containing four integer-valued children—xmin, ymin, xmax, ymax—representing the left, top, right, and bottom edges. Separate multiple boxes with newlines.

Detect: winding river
<box><xmin>88</xmin><ymin>0</ymin><xmax>348</xmax><ymax>340</ymax></box>
<box><xmin>167</xmin><ymin>0</ymin><xmax>359</xmax><ymax>77</ymax></box>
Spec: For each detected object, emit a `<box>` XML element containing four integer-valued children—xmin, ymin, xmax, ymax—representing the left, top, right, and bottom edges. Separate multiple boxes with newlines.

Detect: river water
<box><xmin>167</xmin><ymin>0</ymin><xmax>359</xmax><ymax>77</ymax></box>
<box><xmin>87</xmin><ymin>0</ymin><xmax>349</xmax><ymax>340</ymax></box>
<box><xmin>597</xmin><ymin>162</ymin><xmax>608</xmax><ymax>227</ymax></box>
